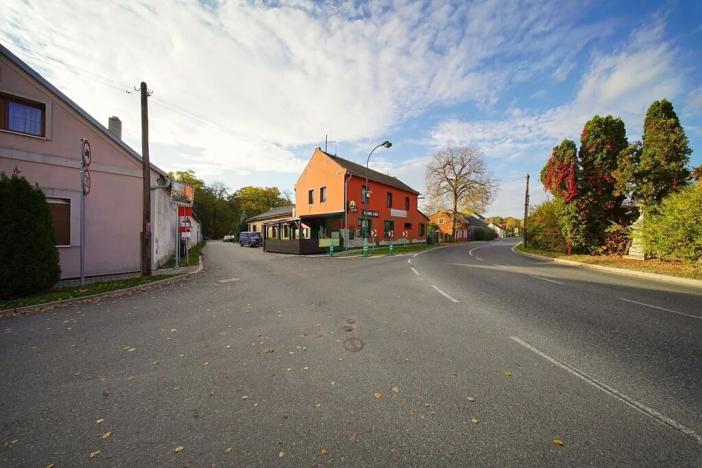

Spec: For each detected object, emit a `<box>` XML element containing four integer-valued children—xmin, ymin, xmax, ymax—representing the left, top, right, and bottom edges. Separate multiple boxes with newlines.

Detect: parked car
<box><xmin>223</xmin><ymin>233</ymin><xmax>235</xmax><ymax>242</ymax></box>
<box><xmin>239</xmin><ymin>231</ymin><xmax>262</xmax><ymax>247</ymax></box>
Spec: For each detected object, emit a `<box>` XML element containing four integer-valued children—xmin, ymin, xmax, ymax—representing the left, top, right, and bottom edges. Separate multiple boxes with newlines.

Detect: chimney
<box><xmin>108</xmin><ymin>116</ymin><xmax>122</xmax><ymax>140</ymax></box>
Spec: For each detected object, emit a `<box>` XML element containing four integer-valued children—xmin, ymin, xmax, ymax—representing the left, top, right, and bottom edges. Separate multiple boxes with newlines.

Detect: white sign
<box><xmin>182</xmin><ymin>232</ymin><xmax>192</xmax><ymax>238</ymax></box>
<box><xmin>390</xmin><ymin>209</ymin><xmax>407</xmax><ymax>217</ymax></box>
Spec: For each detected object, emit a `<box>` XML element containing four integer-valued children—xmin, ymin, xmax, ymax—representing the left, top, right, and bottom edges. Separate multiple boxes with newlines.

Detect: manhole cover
<box><xmin>342</xmin><ymin>325</ymin><xmax>354</xmax><ymax>332</ymax></box>
<box><xmin>343</xmin><ymin>337</ymin><xmax>364</xmax><ymax>352</ymax></box>
<box><xmin>345</xmin><ymin>319</ymin><xmax>356</xmax><ymax>324</ymax></box>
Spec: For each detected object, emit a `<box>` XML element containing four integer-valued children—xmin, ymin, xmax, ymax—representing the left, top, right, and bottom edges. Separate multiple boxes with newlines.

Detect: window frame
<box><xmin>384</xmin><ymin>219</ymin><xmax>394</xmax><ymax>237</ymax></box>
<box><xmin>419</xmin><ymin>223</ymin><xmax>425</xmax><ymax>236</ymax></box>
<box><xmin>405</xmin><ymin>196</ymin><xmax>410</xmax><ymax>211</ymax></box>
<box><xmin>386</xmin><ymin>192</ymin><xmax>393</xmax><ymax>208</ymax></box>
<box><xmin>308</xmin><ymin>189</ymin><xmax>314</xmax><ymax>204</ymax></box>
<box><xmin>320</xmin><ymin>186</ymin><xmax>327</xmax><ymax>203</ymax></box>
<box><xmin>0</xmin><ymin>92</ymin><xmax>46</xmax><ymax>138</ymax></box>
<box><xmin>47</xmin><ymin>197</ymin><xmax>71</xmax><ymax>247</ymax></box>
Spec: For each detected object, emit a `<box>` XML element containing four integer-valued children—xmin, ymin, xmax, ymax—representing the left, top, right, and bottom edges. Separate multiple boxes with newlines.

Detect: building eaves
<box><xmin>0</xmin><ymin>43</ymin><xmax>167</xmax><ymax>177</ymax></box>
<box><xmin>320</xmin><ymin>149</ymin><xmax>420</xmax><ymax>195</ymax></box>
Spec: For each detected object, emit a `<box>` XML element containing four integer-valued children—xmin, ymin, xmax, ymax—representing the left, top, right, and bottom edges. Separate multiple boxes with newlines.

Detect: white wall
<box><xmin>152</xmin><ymin>188</ymin><xmax>177</xmax><ymax>268</ymax></box>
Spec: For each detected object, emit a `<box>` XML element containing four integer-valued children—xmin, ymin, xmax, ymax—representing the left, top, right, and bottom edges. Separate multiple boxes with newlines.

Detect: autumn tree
<box><xmin>576</xmin><ymin>115</ymin><xmax>630</xmax><ymax>250</ymax></box>
<box><xmin>635</xmin><ymin>99</ymin><xmax>691</xmax><ymax>205</ymax></box>
<box><xmin>425</xmin><ymin>146</ymin><xmax>495</xmax><ymax>239</ymax></box>
<box><xmin>540</xmin><ymin>139</ymin><xmax>578</xmax><ymax>202</ymax></box>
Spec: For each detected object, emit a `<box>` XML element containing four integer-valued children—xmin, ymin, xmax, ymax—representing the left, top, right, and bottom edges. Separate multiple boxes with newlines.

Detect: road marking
<box><xmin>509</xmin><ymin>336</ymin><xmax>702</xmax><ymax>446</ymax></box>
<box><xmin>474</xmin><ymin>256</ymin><xmax>484</xmax><ymax>262</ymax></box>
<box><xmin>410</xmin><ymin>267</ymin><xmax>420</xmax><ymax>276</ymax></box>
<box><xmin>618</xmin><ymin>298</ymin><xmax>701</xmax><ymax>320</ymax></box>
<box><xmin>407</xmin><ymin>259</ymin><xmax>411</xmax><ymax>264</ymax></box>
<box><xmin>431</xmin><ymin>285</ymin><xmax>459</xmax><ymax>303</ymax></box>
<box><xmin>217</xmin><ymin>278</ymin><xmax>240</xmax><ymax>284</ymax></box>
<box><xmin>531</xmin><ymin>275</ymin><xmax>564</xmax><ymax>285</ymax></box>
<box><xmin>468</xmin><ymin>244</ymin><xmax>491</xmax><ymax>256</ymax></box>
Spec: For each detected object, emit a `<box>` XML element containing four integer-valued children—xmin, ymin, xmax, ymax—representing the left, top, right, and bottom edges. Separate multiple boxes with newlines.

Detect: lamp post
<box><xmin>363</xmin><ymin>140</ymin><xmax>392</xmax><ymax>255</ymax></box>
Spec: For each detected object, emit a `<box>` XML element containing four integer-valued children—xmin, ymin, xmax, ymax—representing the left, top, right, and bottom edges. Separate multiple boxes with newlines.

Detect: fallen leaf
<box><xmin>89</xmin><ymin>450</ymin><xmax>101</xmax><ymax>459</ymax></box>
<box><xmin>424</xmin><ymin>403</ymin><xmax>430</xmax><ymax>407</ymax></box>
<box><xmin>264</xmin><ymin>347</ymin><xmax>274</xmax><ymax>353</ymax></box>
<box><xmin>303</xmin><ymin>366</ymin><xmax>309</xmax><ymax>370</ymax></box>
<box><xmin>391</xmin><ymin>386</ymin><xmax>400</xmax><ymax>393</ymax></box>
<box><xmin>504</xmin><ymin>370</ymin><xmax>512</xmax><ymax>377</ymax></box>
<box><xmin>224</xmin><ymin>447</ymin><xmax>233</xmax><ymax>454</ymax></box>
<box><xmin>288</xmin><ymin>351</ymin><xmax>295</xmax><ymax>355</ymax></box>
<box><xmin>471</xmin><ymin>417</ymin><xmax>479</xmax><ymax>424</ymax></box>
<box><xmin>278</xmin><ymin>451</ymin><xmax>285</xmax><ymax>458</ymax></box>
<box><xmin>170</xmin><ymin>329</ymin><xmax>177</xmax><ymax>332</ymax></box>
<box><xmin>101</xmin><ymin>431</ymin><xmax>111</xmax><ymax>439</ymax></box>
<box><xmin>373</xmin><ymin>392</ymin><xmax>382</xmax><ymax>399</ymax></box>
<box><xmin>320</xmin><ymin>448</ymin><xmax>329</xmax><ymax>456</ymax></box>
<box><xmin>96</xmin><ymin>419</ymin><xmax>105</xmax><ymax>424</ymax></box>
<box><xmin>241</xmin><ymin>395</ymin><xmax>248</xmax><ymax>400</ymax></box>
<box><xmin>46</xmin><ymin>464</ymin><xmax>55</xmax><ymax>468</ymax></box>
<box><xmin>10</xmin><ymin>439</ymin><xmax>18</xmax><ymax>444</ymax></box>
<box><xmin>466</xmin><ymin>396</ymin><xmax>475</xmax><ymax>402</ymax></box>
<box><xmin>175</xmin><ymin>446</ymin><xmax>184</xmax><ymax>453</ymax></box>
<box><xmin>203</xmin><ymin>362</ymin><xmax>209</xmax><ymax>366</ymax></box>
<box><xmin>552</xmin><ymin>439</ymin><xmax>565</xmax><ymax>446</ymax></box>
<box><xmin>127</xmin><ymin>348</ymin><xmax>136</xmax><ymax>352</ymax></box>
<box><xmin>128</xmin><ymin>376</ymin><xmax>135</xmax><ymax>381</ymax></box>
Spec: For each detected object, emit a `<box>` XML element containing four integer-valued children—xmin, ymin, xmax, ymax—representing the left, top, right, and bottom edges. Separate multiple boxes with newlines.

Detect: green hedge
<box><xmin>0</xmin><ymin>172</ymin><xmax>61</xmax><ymax>299</ymax></box>
<box><xmin>644</xmin><ymin>184</ymin><xmax>702</xmax><ymax>263</ymax></box>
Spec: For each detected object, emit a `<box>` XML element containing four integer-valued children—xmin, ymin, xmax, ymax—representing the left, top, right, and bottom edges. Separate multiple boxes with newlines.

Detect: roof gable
<box><xmin>319</xmin><ymin>149</ymin><xmax>419</xmax><ymax>194</ymax></box>
<box><xmin>0</xmin><ymin>44</ymin><xmax>167</xmax><ymax>177</ymax></box>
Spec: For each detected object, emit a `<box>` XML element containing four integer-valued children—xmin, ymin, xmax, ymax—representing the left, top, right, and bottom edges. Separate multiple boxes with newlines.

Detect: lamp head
<box><xmin>382</xmin><ymin>141</ymin><xmax>392</xmax><ymax>148</ymax></box>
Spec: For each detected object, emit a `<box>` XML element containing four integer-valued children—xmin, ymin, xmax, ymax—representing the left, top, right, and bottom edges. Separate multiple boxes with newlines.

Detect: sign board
<box><xmin>348</xmin><ymin>200</ymin><xmax>358</xmax><ymax>212</ymax></box>
<box><xmin>182</xmin><ymin>231</ymin><xmax>192</xmax><ymax>238</ymax></box>
<box><xmin>390</xmin><ymin>208</ymin><xmax>407</xmax><ymax>217</ymax></box>
<box><xmin>362</xmin><ymin>210</ymin><xmax>379</xmax><ymax>218</ymax></box>
<box><xmin>319</xmin><ymin>238</ymin><xmax>340</xmax><ymax>247</ymax></box>
<box><xmin>178</xmin><ymin>206</ymin><xmax>193</xmax><ymax>217</ymax></box>
<box><xmin>171</xmin><ymin>182</ymin><xmax>194</xmax><ymax>205</ymax></box>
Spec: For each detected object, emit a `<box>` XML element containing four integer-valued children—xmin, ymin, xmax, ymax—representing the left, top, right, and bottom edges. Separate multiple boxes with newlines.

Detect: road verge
<box><xmin>0</xmin><ymin>256</ymin><xmax>204</xmax><ymax>319</ymax></box>
<box><xmin>513</xmin><ymin>244</ymin><xmax>702</xmax><ymax>290</ymax></box>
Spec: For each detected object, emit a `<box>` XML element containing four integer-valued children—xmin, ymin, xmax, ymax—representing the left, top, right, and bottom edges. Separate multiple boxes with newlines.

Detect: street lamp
<box><xmin>363</xmin><ymin>140</ymin><xmax>392</xmax><ymax>254</ymax></box>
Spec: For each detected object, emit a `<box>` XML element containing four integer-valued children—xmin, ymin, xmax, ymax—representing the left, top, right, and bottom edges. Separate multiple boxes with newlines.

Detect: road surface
<box><xmin>1</xmin><ymin>240</ymin><xmax>700</xmax><ymax>466</ymax></box>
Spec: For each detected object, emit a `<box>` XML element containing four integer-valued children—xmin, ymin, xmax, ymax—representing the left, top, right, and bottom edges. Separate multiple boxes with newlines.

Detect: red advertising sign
<box><xmin>178</xmin><ymin>206</ymin><xmax>193</xmax><ymax>217</ymax></box>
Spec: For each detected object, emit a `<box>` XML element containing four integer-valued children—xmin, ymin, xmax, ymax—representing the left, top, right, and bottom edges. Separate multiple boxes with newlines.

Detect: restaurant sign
<box><xmin>362</xmin><ymin>210</ymin><xmax>379</xmax><ymax>217</ymax></box>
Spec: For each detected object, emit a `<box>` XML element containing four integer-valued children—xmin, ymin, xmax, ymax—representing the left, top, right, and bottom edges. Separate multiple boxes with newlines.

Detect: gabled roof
<box><xmin>0</xmin><ymin>43</ymin><xmax>167</xmax><ymax>177</ymax></box>
<box><xmin>466</xmin><ymin>215</ymin><xmax>489</xmax><ymax>228</ymax></box>
<box><xmin>320</xmin><ymin>149</ymin><xmax>420</xmax><ymax>194</ymax></box>
<box><xmin>246</xmin><ymin>205</ymin><xmax>295</xmax><ymax>222</ymax></box>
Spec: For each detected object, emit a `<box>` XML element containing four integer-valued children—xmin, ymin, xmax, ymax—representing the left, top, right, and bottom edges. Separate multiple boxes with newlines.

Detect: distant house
<box><xmin>0</xmin><ymin>44</ymin><xmax>181</xmax><ymax>279</ymax></box>
<box><xmin>246</xmin><ymin>205</ymin><xmax>294</xmax><ymax>233</ymax></box>
<box><xmin>429</xmin><ymin>211</ymin><xmax>470</xmax><ymax>241</ymax></box>
<box><xmin>487</xmin><ymin>221</ymin><xmax>506</xmax><ymax>238</ymax></box>
<box><xmin>263</xmin><ymin>148</ymin><xmax>427</xmax><ymax>254</ymax></box>
<box><xmin>465</xmin><ymin>215</ymin><xmax>490</xmax><ymax>238</ymax></box>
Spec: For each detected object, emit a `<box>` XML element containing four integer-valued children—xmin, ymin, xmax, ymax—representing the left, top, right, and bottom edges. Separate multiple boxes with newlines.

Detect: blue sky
<box><xmin>2</xmin><ymin>0</ymin><xmax>701</xmax><ymax>216</ymax></box>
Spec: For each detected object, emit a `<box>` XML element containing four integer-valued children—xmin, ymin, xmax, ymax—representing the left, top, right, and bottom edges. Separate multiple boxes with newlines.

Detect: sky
<box><xmin>2</xmin><ymin>0</ymin><xmax>701</xmax><ymax>217</ymax></box>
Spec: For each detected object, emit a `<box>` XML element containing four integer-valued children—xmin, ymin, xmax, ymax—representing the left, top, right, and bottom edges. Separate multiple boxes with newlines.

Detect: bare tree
<box><xmin>425</xmin><ymin>146</ymin><xmax>495</xmax><ymax>239</ymax></box>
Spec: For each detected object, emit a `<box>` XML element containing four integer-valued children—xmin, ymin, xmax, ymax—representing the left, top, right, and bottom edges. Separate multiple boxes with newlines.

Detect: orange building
<box><xmin>263</xmin><ymin>148</ymin><xmax>427</xmax><ymax>253</ymax></box>
<box><xmin>429</xmin><ymin>211</ymin><xmax>471</xmax><ymax>241</ymax></box>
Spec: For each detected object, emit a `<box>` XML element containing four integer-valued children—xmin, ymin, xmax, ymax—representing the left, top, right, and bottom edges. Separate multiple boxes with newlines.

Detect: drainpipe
<box><xmin>344</xmin><ymin>171</ymin><xmax>351</xmax><ymax>249</ymax></box>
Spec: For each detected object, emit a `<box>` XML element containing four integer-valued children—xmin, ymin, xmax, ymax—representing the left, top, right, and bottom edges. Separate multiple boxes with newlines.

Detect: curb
<box><xmin>302</xmin><ymin>242</ymin><xmax>465</xmax><ymax>259</ymax></box>
<box><xmin>0</xmin><ymin>255</ymin><xmax>204</xmax><ymax>319</ymax></box>
<box><xmin>512</xmin><ymin>245</ymin><xmax>702</xmax><ymax>290</ymax></box>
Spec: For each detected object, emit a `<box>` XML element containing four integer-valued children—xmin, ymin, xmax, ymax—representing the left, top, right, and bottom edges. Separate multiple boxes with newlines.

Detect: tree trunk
<box><xmin>451</xmin><ymin>195</ymin><xmax>458</xmax><ymax>240</ymax></box>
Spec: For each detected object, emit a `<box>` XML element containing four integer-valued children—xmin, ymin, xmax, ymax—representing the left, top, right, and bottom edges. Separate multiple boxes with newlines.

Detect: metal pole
<box><xmin>79</xmin><ymin>141</ymin><xmax>85</xmax><ymax>287</ymax></box>
<box><xmin>175</xmin><ymin>207</ymin><xmax>180</xmax><ymax>267</ymax></box>
<box><xmin>523</xmin><ymin>173</ymin><xmax>530</xmax><ymax>248</ymax></box>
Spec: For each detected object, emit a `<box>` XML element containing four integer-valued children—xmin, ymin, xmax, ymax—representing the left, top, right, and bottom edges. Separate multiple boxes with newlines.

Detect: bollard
<box><xmin>363</xmin><ymin>244</ymin><xmax>369</xmax><ymax>257</ymax></box>
<box><xmin>329</xmin><ymin>244</ymin><xmax>334</xmax><ymax>256</ymax></box>
<box><xmin>389</xmin><ymin>243</ymin><xmax>395</xmax><ymax>256</ymax></box>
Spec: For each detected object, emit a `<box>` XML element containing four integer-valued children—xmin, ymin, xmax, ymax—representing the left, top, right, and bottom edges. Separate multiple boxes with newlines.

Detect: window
<box><xmin>361</xmin><ymin>185</ymin><xmax>368</xmax><ymax>203</ymax></box>
<box><xmin>405</xmin><ymin>196</ymin><xmax>410</xmax><ymax>210</ymax></box>
<box><xmin>384</xmin><ymin>220</ymin><xmax>394</xmax><ymax>237</ymax></box>
<box><xmin>1</xmin><ymin>94</ymin><xmax>46</xmax><ymax>137</ymax></box>
<box><xmin>419</xmin><ymin>223</ymin><xmax>425</xmax><ymax>236</ymax></box>
<box><xmin>308</xmin><ymin>189</ymin><xmax>314</xmax><ymax>204</ymax></box>
<box><xmin>47</xmin><ymin>198</ymin><xmax>70</xmax><ymax>246</ymax></box>
<box><xmin>404</xmin><ymin>222</ymin><xmax>412</xmax><ymax>230</ymax></box>
<box><xmin>438</xmin><ymin>218</ymin><xmax>445</xmax><ymax>225</ymax></box>
<box><xmin>386</xmin><ymin>192</ymin><xmax>393</xmax><ymax>208</ymax></box>
<box><xmin>358</xmin><ymin>218</ymin><xmax>370</xmax><ymax>237</ymax></box>
<box><xmin>320</xmin><ymin>186</ymin><xmax>327</xmax><ymax>203</ymax></box>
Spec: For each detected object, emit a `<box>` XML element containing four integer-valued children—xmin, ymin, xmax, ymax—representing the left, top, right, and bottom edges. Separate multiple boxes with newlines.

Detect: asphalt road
<box><xmin>1</xmin><ymin>239</ymin><xmax>701</xmax><ymax>466</ymax></box>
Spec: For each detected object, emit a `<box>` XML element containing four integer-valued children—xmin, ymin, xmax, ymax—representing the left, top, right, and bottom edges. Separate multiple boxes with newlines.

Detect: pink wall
<box><xmin>0</xmin><ymin>54</ymin><xmax>162</xmax><ymax>279</ymax></box>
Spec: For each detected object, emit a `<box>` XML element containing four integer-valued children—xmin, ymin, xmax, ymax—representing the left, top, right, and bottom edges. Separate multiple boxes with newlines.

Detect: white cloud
<box><xmin>1</xmin><ymin>0</ymin><xmax>612</xmax><ymax>186</ymax></box>
<box><xmin>427</xmin><ymin>16</ymin><xmax>685</xmax><ymax>216</ymax></box>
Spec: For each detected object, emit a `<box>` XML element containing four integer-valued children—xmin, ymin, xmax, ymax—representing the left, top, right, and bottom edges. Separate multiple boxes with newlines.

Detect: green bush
<box><xmin>527</xmin><ymin>200</ymin><xmax>565</xmax><ymax>251</ymax></box>
<box><xmin>596</xmin><ymin>223</ymin><xmax>631</xmax><ymax>256</ymax></box>
<box><xmin>472</xmin><ymin>227</ymin><xmax>495</xmax><ymax>241</ymax></box>
<box><xmin>644</xmin><ymin>184</ymin><xmax>702</xmax><ymax>263</ymax></box>
<box><xmin>0</xmin><ymin>172</ymin><xmax>61</xmax><ymax>299</ymax></box>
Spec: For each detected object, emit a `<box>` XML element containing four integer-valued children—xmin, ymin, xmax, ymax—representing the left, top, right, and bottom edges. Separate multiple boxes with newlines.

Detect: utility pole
<box><xmin>140</xmin><ymin>82</ymin><xmax>152</xmax><ymax>276</ymax></box>
<box><xmin>522</xmin><ymin>173</ymin><xmax>530</xmax><ymax>248</ymax></box>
